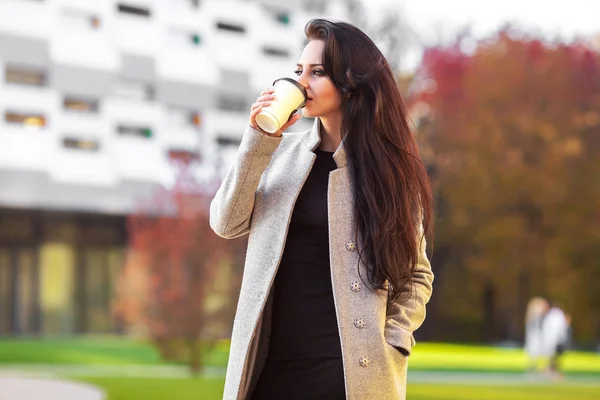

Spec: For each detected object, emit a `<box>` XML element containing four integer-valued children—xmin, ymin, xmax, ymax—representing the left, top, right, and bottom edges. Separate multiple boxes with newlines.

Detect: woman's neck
<box><xmin>318</xmin><ymin>113</ymin><xmax>342</xmax><ymax>152</ymax></box>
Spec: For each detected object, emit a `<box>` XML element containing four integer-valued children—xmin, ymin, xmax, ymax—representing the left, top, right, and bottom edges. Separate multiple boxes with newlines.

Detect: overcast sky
<box><xmin>362</xmin><ymin>0</ymin><xmax>600</xmax><ymax>72</ymax></box>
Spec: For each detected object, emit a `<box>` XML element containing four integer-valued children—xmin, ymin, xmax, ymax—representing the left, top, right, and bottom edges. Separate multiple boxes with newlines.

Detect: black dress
<box><xmin>250</xmin><ymin>148</ymin><xmax>346</xmax><ymax>400</ymax></box>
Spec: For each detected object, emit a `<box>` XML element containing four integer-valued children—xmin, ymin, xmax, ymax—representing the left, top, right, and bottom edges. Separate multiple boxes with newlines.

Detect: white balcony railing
<box><xmin>0</xmin><ymin>83</ymin><xmax>59</xmax><ymax>171</ymax></box>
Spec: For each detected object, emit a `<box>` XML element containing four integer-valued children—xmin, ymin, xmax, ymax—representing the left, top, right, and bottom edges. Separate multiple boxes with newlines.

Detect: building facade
<box><xmin>0</xmin><ymin>0</ymin><xmax>347</xmax><ymax>335</ymax></box>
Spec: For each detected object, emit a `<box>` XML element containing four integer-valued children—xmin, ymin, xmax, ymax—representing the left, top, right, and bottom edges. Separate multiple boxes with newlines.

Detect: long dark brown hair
<box><xmin>305</xmin><ymin>19</ymin><xmax>433</xmax><ymax>303</ymax></box>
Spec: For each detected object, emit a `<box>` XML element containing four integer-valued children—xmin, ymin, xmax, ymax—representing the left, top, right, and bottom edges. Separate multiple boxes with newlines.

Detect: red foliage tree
<box><xmin>114</xmin><ymin>159</ymin><xmax>247</xmax><ymax>373</ymax></box>
<box><xmin>409</xmin><ymin>29</ymin><xmax>600</xmax><ymax>343</ymax></box>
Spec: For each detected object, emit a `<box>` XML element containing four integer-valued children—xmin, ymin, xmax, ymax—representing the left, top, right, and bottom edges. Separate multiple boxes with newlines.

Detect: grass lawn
<box><xmin>0</xmin><ymin>337</ymin><xmax>229</xmax><ymax>367</ymax></box>
<box><xmin>0</xmin><ymin>337</ymin><xmax>162</xmax><ymax>365</ymax></box>
<box><xmin>77</xmin><ymin>377</ymin><xmax>600</xmax><ymax>400</ymax></box>
<box><xmin>410</xmin><ymin>343</ymin><xmax>600</xmax><ymax>374</ymax></box>
<box><xmin>79</xmin><ymin>377</ymin><xmax>226</xmax><ymax>400</ymax></box>
<box><xmin>3</xmin><ymin>338</ymin><xmax>598</xmax><ymax>399</ymax></box>
<box><xmin>407</xmin><ymin>384</ymin><xmax>600</xmax><ymax>400</ymax></box>
<box><xmin>1</xmin><ymin>337</ymin><xmax>599</xmax><ymax>375</ymax></box>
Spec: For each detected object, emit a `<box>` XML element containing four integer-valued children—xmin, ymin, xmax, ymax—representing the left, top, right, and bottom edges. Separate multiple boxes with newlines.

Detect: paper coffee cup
<box><xmin>256</xmin><ymin>78</ymin><xmax>307</xmax><ymax>134</ymax></box>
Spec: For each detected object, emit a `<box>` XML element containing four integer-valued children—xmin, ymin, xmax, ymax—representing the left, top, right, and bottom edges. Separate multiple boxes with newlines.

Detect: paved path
<box><xmin>0</xmin><ymin>364</ymin><xmax>225</xmax><ymax>379</ymax></box>
<box><xmin>0</xmin><ymin>377</ymin><xmax>104</xmax><ymax>400</ymax></box>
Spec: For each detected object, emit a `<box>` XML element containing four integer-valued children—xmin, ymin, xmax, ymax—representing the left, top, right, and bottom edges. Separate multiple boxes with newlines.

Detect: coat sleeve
<box><xmin>384</xmin><ymin>223</ymin><xmax>434</xmax><ymax>356</ymax></box>
<box><xmin>209</xmin><ymin>125</ymin><xmax>282</xmax><ymax>239</ymax></box>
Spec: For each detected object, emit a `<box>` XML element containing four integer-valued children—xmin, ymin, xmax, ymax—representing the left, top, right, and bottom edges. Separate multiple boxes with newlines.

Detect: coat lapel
<box><xmin>302</xmin><ymin>118</ymin><xmax>349</xmax><ymax>169</ymax></box>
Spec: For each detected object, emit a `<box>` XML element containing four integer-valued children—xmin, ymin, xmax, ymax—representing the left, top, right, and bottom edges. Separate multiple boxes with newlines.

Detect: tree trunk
<box><xmin>483</xmin><ymin>282</ymin><xmax>495</xmax><ymax>342</ymax></box>
<box><xmin>517</xmin><ymin>271</ymin><xmax>530</xmax><ymax>342</ymax></box>
<box><xmin>189</xmin><ymin>339</ymin><xmax>203</xmax><ymax>376</ymax></box>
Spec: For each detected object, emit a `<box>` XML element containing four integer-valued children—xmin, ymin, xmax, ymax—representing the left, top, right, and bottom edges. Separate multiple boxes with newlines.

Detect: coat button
<box><xmin>359</xmin><ymin>357</ymin><xmax>370</xmax><ymax>367</ymax></box>
<box><xmin>346</xmin><ymin>241</ymin><xmax>356</xmax><ymax>251</ymax></box>
<box><xmin>354</xmin><ymin>317</ymin><xmax>366</xmax><ymax>329</ymax></box>
<box><xmin>350</xmin><ymin>281</ymin><xmax>361</xmax><ymax>292</ymax></box>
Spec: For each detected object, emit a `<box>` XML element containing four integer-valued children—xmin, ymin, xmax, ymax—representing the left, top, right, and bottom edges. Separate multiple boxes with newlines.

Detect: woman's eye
<box><xmin>313</xmin><ymin>69</ymin><xmax>325</xmax><ymax>76</ymax></box>
<box><xmin>293</xmin><ymin>69</ymin><xmax>302</xmax><ymax>76</ymax></box>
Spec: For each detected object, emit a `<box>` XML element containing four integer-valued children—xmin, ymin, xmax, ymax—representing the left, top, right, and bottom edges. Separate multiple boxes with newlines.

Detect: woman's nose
<box><xmin>295</xmin><ymin>73</ymin><xmax>309</xmax><ymax>90</ymax></box>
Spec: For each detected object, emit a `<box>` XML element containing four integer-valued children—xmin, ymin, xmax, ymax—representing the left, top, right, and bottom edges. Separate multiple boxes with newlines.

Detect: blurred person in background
<box><xmin>524</xmin><ymin>296</ymin><xmax>550</xmax><ymax>373</ymax></box>
<box><xmin>541</xmin><ymin>302</ymin><xmax>571</xmax><ymax>380</ymax></box>
<box><xmin>210</xmin><ymin>18</ymin><xmax>434</xmax><ymax>400</ymax></box>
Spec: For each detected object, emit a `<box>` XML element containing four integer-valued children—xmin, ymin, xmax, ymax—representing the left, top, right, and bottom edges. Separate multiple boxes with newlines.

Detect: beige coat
<box><xmin>210</xmin><ymin>119</ymin><xmax>433</xmax><ymax>400</ymax></box>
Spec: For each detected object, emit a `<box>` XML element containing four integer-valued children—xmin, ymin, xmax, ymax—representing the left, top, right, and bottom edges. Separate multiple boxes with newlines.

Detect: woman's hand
<box><xmin>249</xmin><ymin>88</ymin><xmax>302</xmax><ymax>137</ymax></box>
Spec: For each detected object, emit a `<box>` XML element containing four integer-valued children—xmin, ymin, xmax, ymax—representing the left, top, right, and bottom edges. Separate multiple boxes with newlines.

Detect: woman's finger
<box><xmin>251</xmin><ymin>101</ymin><xmax>271</xmax><ymax>111</ymax></box>
<box><xmin>260</xmin><ymin>89</ymin><xmax>275</xmax><ymax>96</ymax></box>
<box><xmin>279</xmin><ymin>111</ymin><xmax>302</xmax><ymax>132</ymax></box>
<box><xmin>256</xmin><ymin>94</ymin><xmax>275</xmax><ymax>103</ymax></box>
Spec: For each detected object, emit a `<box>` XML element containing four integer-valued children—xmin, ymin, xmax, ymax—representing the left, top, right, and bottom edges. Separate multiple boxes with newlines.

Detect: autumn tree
<box><xmin>410</xmin><ymin>29</ymin><xmax>600</xmax><ymax>345</ymax></box>
<box><xmin>114</xmin><ymin>158</ymin><xmax>247</xmax><ymax>374</ymax></box>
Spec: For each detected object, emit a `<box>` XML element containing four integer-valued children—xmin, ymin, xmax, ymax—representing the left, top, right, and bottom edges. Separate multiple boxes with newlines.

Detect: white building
<box><xmin>0</xmin><ymin>0</ymin><xmax>351</xmax><ymax>214</ymax></box>
<box><xmin>0</xmin><ymin>0</ymin><xmax>347</xmax><ymax>335</ymax></box>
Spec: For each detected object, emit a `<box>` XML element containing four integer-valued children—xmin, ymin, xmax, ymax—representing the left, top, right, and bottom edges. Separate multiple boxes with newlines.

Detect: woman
<box><xmin>540</xmin><ymin>302</ymin><xmax>570</xmax><ymax>379</ymax></box>
<box><xmin>210</xmin><ymin>19</ymin><xmax>434</xmax><ymax>400</ymax></box>
<box><xmin>524</xmin><ymin>297</ymin><xmax>549</xmax><ymax>372</ymax></box>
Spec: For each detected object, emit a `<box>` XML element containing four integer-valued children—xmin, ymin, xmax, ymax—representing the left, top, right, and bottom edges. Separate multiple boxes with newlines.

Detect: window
<box><xmin>216</xmin><ymin>22</ymin><xmax>245</xmax><ymax>34</ymax></box>
<box><xmin>168</xmin><ymin>149</ymin><xmax>198</xmax><ymax>165</ymax></box>
<box><xmin>111</xmin><ymin>79</ymin><xmax>154</xmax><ymax>101</ymax></box>
<box><xmin>61</xmin><ymin>8</ymin><xmax>101</xmax><ymax>30</ymax></box>
<box><xmin>117</xmin><ymin>3</ymin><xmax>151</xmax><ymax>18</ymax></box>
<box><xmin>5</xmin><ymin>66</ymin><xmax>46</xmax><ymax>87</ymax></box>
<box><xmin>262</xmin><ymin>46</ymin><xmax>290</xmax><ymax>58</ymax></box>
<box><xmin>217</xmin><ymin>136</ymin><xmax>241</xmax><ymax>147</ymax></box>
<box><xmin>117</xmin><ymin>125</ymin><xmax>153</xmax><ymax>139</ymax></box>
<box><xmin>169</xmin><ymin>108</ymin><xmax>202</xmax><ymax>128</ymax></box>
<box><xmin>170</xmin><ymin>0</ymin><xmax>200</xmax><ymax>10</ymax></box>
<box><xmin>0</xmin><ymin>247</ymin><xmax>37</xmax><ymax>335</ymax></box>
<box><xmin>91</xmin><ymin>16</ymin><xmax>101</xmax><ymax>28</ymax></box>
<box><xmin>192</xmin><ymin>112</ymin><xmax>202</xmax><ymax>127</ymax></box>
<box><xmin>168</xmin><ymin>29</ymin><xmax>202</xmax><ymax>48</ymax></box>
<box><xmin>63</xmin><ymin>138</ymin><xmax>100</xmax><ymax>152</ymax></box>
<box><xmin>262</xmin><ymin>5</ymin><xmax>291</xmax><ymax>25</ymax></box>
<box><xmin>64</xmin><ymin>97</ymin><xmax>99</xmax><ymax>113</ymax></box>
<box><xmin>275</xmin><ymin>12</ymin><xmax>290</xmax><ymax>25</ymax></box>
<box><xmin>4</xmin><ymin>111</ymin><xmax>47</xmax><ymax>128</ymax></box>
<box><xmin>218</xmin><ymin>96</ymin><xmax>247</xmax><ymax>112</ymax></box>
